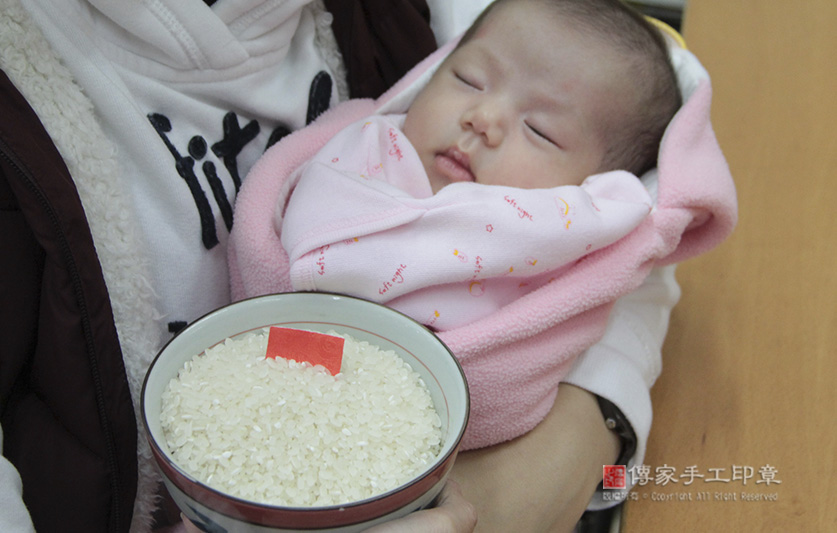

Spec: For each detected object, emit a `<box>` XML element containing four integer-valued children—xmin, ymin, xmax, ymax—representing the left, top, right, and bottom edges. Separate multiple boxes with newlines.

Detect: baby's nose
<box><xmin>462</xmin><ymin>105</ymin><xmax>504</xmax><ymax>147</ymax></box>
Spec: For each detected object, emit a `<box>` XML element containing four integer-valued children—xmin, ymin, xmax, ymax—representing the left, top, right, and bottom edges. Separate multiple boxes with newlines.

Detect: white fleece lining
<box><xmin>1</xmin><ymin>0</ymin><xmax>161</xmax><ymax>530</ymax></box>
<box><xmin>1</xmin><ymin>0</ymin><xmax>350</xmax><ymax>530</ymax></box>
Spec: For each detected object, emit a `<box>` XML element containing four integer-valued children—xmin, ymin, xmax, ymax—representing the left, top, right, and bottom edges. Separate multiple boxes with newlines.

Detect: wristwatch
<box><xmin>596</xmin><ymin>396</ymin><xmax>637</xmax><ymax>467</ymax></box>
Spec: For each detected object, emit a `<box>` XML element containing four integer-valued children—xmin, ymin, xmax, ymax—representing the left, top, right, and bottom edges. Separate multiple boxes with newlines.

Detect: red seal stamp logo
<box><xmin>603</xmin><ymin>465</ymin><xmax>627</xmax><ymax>490</ymax></box>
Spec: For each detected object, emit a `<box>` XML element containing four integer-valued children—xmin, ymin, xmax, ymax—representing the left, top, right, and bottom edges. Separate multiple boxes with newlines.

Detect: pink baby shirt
<box><xmin>279</xmin><ymin>114</ymin><xmax>654</xmax><ymax>330</ymax></box>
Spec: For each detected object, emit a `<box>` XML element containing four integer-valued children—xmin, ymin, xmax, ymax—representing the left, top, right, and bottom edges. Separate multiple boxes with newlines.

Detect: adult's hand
<box><xmin>365</xmin><ymin>479</ymin><xmax>477</xmax><ymax>533</ymax></box>
<box><xmin>450</xmin><ymin>384</ymin><xmax>621</xmax><ymax>532</ymax></box>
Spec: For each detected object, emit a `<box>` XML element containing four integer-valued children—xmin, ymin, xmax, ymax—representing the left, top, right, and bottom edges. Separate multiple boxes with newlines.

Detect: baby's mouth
<box><xmin>434</xmin><ymin>148</ymin><xmax>475</xmax><ymax>184</ymax></box>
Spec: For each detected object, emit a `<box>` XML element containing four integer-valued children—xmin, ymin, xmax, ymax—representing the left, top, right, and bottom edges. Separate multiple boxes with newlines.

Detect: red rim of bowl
<box><xmin>141</xmin><ymin>292</ymin><xmax>469</xmax><ymax>529</ymax></box>
<box><xmin>149</xmin><ymin>438</ymin><xmax>460</xmax><ymax>529</ymax></box>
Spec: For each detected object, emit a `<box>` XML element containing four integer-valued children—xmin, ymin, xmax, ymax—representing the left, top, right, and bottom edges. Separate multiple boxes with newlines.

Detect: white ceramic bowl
<box><xmin>141</xmin><ymin>292</ymin><xmax>470</xmax><ymax>532</ymax></box>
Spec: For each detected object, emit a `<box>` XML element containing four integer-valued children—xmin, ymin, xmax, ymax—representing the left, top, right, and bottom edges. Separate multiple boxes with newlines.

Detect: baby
<box><xmin>276</xmin><ymin>0</ymin><xmax>682</xmax><ymax>331</ymax></box>
<box><xmin>231</xmin><ymin>0</ymin><xmax>737</xmax><ymax>450</ymax></box>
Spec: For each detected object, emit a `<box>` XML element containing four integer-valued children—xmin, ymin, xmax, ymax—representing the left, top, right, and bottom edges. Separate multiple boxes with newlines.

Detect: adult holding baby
<box><xmin>0</xmin><ymin>0</ymin><xmax>731</xmax><ymax>531</ymax></box>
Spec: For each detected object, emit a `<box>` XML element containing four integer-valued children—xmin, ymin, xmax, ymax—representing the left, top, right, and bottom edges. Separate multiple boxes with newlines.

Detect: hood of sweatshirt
<box><xmin>87</xmin><ymin>0</ymin><xmax>316</xmax><ymax>74</ymax></box>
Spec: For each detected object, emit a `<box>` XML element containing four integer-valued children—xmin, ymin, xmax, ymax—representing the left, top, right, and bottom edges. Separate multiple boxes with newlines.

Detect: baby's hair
<box><xmin>459</xmin><ymin>0</ymin><xmax>682</xmax><ymax>176</ymax></box>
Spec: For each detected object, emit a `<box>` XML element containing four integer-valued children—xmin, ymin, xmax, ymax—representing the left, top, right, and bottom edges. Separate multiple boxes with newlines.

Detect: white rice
<box><xmin>160</xmin><ymin>329</ymin><xmax>442</xmax><ymax>507</ymax></box>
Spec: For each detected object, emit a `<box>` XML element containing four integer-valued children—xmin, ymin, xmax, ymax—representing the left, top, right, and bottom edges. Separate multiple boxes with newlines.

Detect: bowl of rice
<box><xmin>141</xmin><ymin>292</ymin><xmax>469</xmax><ymax>532</ymax></box>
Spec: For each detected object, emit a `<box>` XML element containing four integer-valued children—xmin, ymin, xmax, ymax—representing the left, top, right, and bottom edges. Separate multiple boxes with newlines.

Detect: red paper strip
<box><xmin>266</xmin><ymin>327</ymin><xmax>344</xmax><ymax>376</ymax></box>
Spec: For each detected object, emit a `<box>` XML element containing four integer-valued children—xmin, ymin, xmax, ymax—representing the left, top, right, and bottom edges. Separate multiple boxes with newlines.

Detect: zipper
<box><xmin>0</xmin><ymin>139</ymin><xmax>126</xmax><ymax>532</ymax></box>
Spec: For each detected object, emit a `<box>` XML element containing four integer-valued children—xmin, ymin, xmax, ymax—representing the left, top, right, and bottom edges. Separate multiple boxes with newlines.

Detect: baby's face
<box><xmin>403</xmin><ymin>1</ymin><xmax>632</xmax><ymax>194</ymax></box>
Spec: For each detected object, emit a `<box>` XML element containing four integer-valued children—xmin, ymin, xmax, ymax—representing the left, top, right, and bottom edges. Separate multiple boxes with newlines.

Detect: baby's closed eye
<box><xmin>454</xmin><ymin>71</ymin><xmax>483</xmax><ymax>90</ymax></box>
<box><xmin>525</xmin><ymin>122</ymin><xmax>561</xmax><ymax>149</ymax></box>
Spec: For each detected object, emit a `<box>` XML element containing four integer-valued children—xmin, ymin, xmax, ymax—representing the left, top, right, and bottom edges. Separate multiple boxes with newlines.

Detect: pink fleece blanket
<box><xmin>229</xmin><ymin>42</ymin><xmax>737</xmax><ymax>450</ymax></box>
